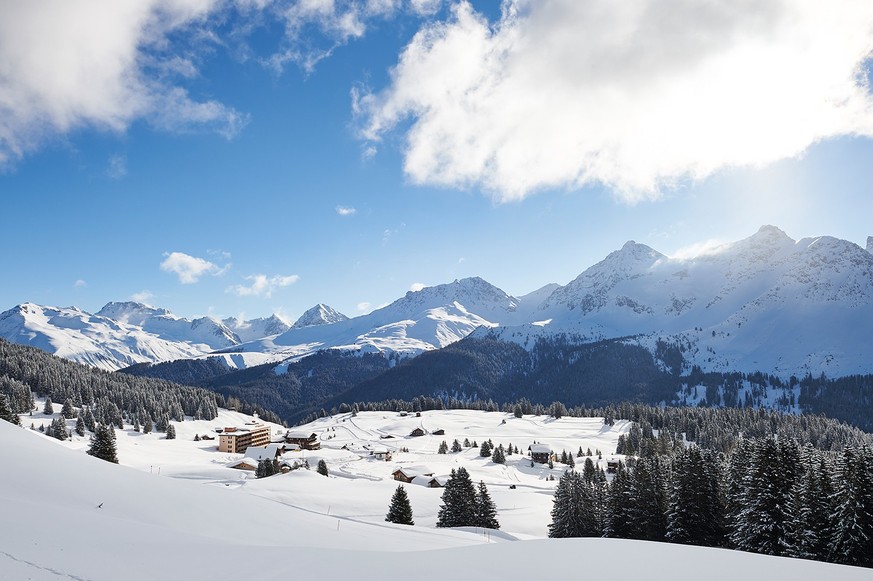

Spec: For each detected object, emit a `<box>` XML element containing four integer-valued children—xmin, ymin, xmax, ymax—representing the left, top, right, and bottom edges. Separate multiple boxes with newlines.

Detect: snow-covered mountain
<box><xmin>98</xmin><ymin>302</ymin><xmax>241</xmax><ymax>347</ymax></box>
<box><xmin>485</xmin><ymin>225</ymin><xmax>873</xmax><ymax>377</ymax></box>
<box><xmin>221</xmin><ymin>277</ymin><xmax>519</xmax><ymax>361</ymax></box>
<box><xmin>3</xmin><ymin>226</ymin><xmax>871</xmax><ymax>378</ymax></box>
<box><xmin>0</xmin><ymin>303</ymin><xmax>211</xmax><ymax>371</ymax></box>
<box><xmin>223</xmin><ymin>314</ymin><xmax>292</xmax><ymax>342</ymax></box>
<box><xmin>291</xmin><ymin>304</ymin><xmax>349</xmax><ymax>329</ymax></box>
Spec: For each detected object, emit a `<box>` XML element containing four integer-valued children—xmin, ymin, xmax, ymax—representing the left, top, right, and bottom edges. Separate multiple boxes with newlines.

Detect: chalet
<box><xmin>392</xmin><ymin>468</ymin><xmax>416</xmax><ymax>483</ymax></box>
<box><xmin>370</xmin><ymin>449</ymin><xmax>392</xmax><ymax>461</ymax></box>
<box><xmin>228</xmin><ymin>457</ymin><xmax>259</xmax><ymax>471</ymax></box>
<box><xmin>218</xmin><ymin>423</ymin><xmax>271</xmax><ymax>454</ymax></box>
<box><xmin>606</xmin><ymin>460</ymin><xmax>620</xmax><ymax>473</ymax></box>
<box><xmin>431</xmin><ymin>429</ymin><xmax>445</xmax><ymax>436</ymax></box>
<box><xmin>409</xmin><ymin>427</ymin><xmax>426</xmax><ymax>437</ymax></box>
<box><xmin>528</xmin><ymin>443</ymin><xmax>553</xmax><ymax>464</ymax></box>
<box><xmin>244</xmin><ymin>443</ymin><xmax>285</xmax><ymax>463</ymax></box>
<box><xmin>284</xmin><ymin>430</ymin><xmax>320</xmax><ymax>450</ymax></box>
<box><xmin>392</xmin><ymin>467</ymin><xmax>434</xmax><ymax>483</ymax></box>
<box><xmin>411</xmin><ymin>475</ymin><xmax>445</xmax><ymax>488</ymax></box>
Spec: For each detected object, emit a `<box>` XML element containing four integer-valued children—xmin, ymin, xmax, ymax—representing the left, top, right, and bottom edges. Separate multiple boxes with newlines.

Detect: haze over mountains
<box><xmin>2</xmin><ymin>226</ymin><xmax>871</xmax><ymax>379</ymax></box>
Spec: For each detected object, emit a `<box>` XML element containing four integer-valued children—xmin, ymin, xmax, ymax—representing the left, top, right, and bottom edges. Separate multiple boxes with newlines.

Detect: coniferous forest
<box><xmin>548</xmin><ymin>437</ymin><xmax>873</xmax><ymax>569</ymax></box>
<box><xmin>0</xmin><ymin>338</ymin><xmax>280</xmax><ymax>427</ymax></box>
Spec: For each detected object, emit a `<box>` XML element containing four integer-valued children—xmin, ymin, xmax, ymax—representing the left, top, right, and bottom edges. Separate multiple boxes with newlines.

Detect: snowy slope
<box><xmin>3</xmin><ymin>414</ymin><xmax>870</xmax><ymax>581</ymax></box>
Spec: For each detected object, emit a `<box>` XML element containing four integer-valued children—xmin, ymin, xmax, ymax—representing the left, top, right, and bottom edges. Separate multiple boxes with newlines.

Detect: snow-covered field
<box><xmin>4</xmin><ymin>406</ymin><xmax>870</xmax><ymax>580</ymax></box>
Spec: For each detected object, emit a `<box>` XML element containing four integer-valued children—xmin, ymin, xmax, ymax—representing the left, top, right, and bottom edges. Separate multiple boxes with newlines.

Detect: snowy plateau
<box><xmin>4</xmin><ymin>405</ymin><xmax>870</xmax><ymax>581</ymax></box>
<box><xmin>2</xmin><ymin>225</ymin><xmax>872</xmax><ymax>380</ymax></box>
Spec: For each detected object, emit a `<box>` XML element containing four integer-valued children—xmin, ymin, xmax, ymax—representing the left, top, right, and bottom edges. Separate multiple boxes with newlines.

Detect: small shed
<box><xmin>431</xmin><ymin>429</ymin><xmax>445</xmax><ymax>436</ymax></box>
<box><xmin>409</xmin><ymin>427</ymin><xmax>426</xmax><ymax>437</ymax></box>
<box><xmin>606</xmin><ymin>460</ymin><xmax>620</xmax><ymax>473</ymax></box>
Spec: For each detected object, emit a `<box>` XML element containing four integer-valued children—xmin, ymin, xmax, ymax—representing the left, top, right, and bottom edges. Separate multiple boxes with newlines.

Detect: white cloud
<box><xmin>409</xmin><ymin>282</ymin><xmax>425</xmax><ymax>292</ymax></box>
<box><xmin>227</xmin><ymin>273</ymin><xmax>300</xmax><ymax>298</ymax></box>
<box><xmin>0</xmin><ymin>0</ymin><xmax>245</xmax><ymax>167</ymax></box>
<box><xmin>73</xmin><ymin>279</ymin><xmax>87</xmax><ymax>288</ymax></box>
<box><xmin>131</xmin><ymin>290</ymin><xmax>154</xmax><ymax>303</ymax></box>
<box><xmin>106</xmin><ymin>154</ymin><xmax>127</xmax><ymax>180</ymax></box>
<box><xmin>356</xmin><ymin>301</ymin><xmax>372</xmax><ymax>312</ymax></box>
<box><xmin>160</xmin><ymin>251</ymin><xmax>228</xmax><ymax>284</ymax></box>
<box><xmin>336</xmin><ymin>205</ymin><xmax>357</xmax><ymax>216</ymax></box>
<box><xmin>359</xmin><ymin>0</ymin><xmax>873</xmax><ymax>202</ymax></box>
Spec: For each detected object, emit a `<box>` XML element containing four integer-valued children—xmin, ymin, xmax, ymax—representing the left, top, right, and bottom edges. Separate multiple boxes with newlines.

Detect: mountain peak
<box><xmin>292</xmin><ymin>304</ymin><xmax>349</xmax><ymax>329</ymax></box>
<box><xmin>749</xmin><ymin>224</ymin><xmax>793</xmax><ymax>244</ymax></box>
<box><xmin>96</xmin><ymin>302</ymin><xmax>172</xmax><ymax>324</ymax></box>
<box><xmin>867</xmin><ymin>236</ymin><xmax>872</xmax><ymax>254</ymax></box>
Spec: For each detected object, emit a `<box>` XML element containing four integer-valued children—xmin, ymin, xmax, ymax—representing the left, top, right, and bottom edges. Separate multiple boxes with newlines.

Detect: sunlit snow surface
<box><xmin>3</xmin><ymin>407</ymin><xmax>871</xmax><ymax>580</ymax></box>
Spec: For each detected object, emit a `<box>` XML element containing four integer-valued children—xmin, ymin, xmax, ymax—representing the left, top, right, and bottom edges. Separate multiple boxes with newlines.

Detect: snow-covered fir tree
<box><xmin>436</xmin><ymin>467</ymin><xmax>478</xmax><ymax>528</ymax></box>
<box><xmin>829</xmin><ymin>445</ymin><xmax>873</xmax><ymax>567</ymax></box>
<box><xmin>87</xmin><ymin>424</ymin><xmax>118</xmax><ymax>464</ymax></box>
<box><xmin>386</xmin><ymin>485</ymin><xmax>414</xmax><ymax>525</ymax></box>
<box><xmin>475</xmin><ymin>481</ymin><xmax>499</xmax><ymax>529</ymax></box>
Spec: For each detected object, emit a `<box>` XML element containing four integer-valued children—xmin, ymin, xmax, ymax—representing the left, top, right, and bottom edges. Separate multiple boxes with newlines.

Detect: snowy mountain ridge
<box><xmin>2</xmin><ymin>226</ymin><xmax>871</xmax><ymax>378</ymax></box>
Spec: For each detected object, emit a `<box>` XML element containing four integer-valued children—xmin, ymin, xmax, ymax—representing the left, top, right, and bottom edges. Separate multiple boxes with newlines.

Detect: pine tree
<box><xmin>165</xmin><ymin>424</ymin><xmax>176</xmax><ymax>440</ymax></box>
<box><xmin>436</xmin><ymin>467</ymin><xmax>478</xmax><ymax>528</ymax></box>
<box><xmin>386</xmin><ymin>484</ymin><xmax>414</xmax><ymax>525</ymax></box>
<box><xmin>666</xmin><ymin>446</ymin><xmax>724</xmax><ymax>546</ymax></box>
<box><xmin>479</xmin><ymin>440</ymin><xmax>492</xmax><ymax>457</ymax></box>
<box><xmin>730</xmin><ymin>437</ymin><xmax>796</xmax><ymax>555</ymax></box>
<box><xmin>0</xmin><ymin>394</ymin><xmax>20</xmax><ymax>425</ymax></box>
<box><xmin>50</xmin><ymin>417</ymin><xmax>69</xmax><ymax>441</ymax></box>
<box><xmin>87</xmin><ymin>424</ymin><xmax>118</xmax><ymax>464</ymax></box>
<box><xmin>61</xmin><ymin>399</ymin><xmax>76</xmax><ymax>419</ymax></box>
<box><xmin>475</xmin><ymin>481</ymin><xmax>499</xmax><ymax>529</ymax></box>
<box><xmin>83</xmin><ymin>407</ymin><xmax>96</xmax><ymax>432</ymax></box>
<box><xmin>829</xmin><ymin>445</ymin><xmax>873</xmax><ymax>567</ymax></box>
<box><xmin>142</xmin><ymin>414</ymin><xmax>152</xmax><ymax>434</ymax></box>
<box><xmin>43</xmin><ymin>397</ymin><xmax>54</xmax><ymax>415</ymax></box>
<box><xmin>549</xmin><ymin>469</ymin><xmax>585</xmax><ymax>537</ymax></box>
<box><xmin>317</xmin><ymin>459</ymin><xmax>329</xmax><ymax>476</ymax></box>
<box><xmin>451</xmin><ymin>439</ymin><xmax>462</xmax><ymax>453</ymax></box>
<box><xmin>491</xmin><ymin>445</ymin><xmax>505</xmax><ymax>464</ymax></box>
<box><xmin>783</xmin><ymin>448</ymin><xmax>834</xmax><ymax>560</ymax></box>
<box><xmin>438</xmin><ymin>440</ymin><xmax>448</xmax><ymax>454</ymax></box>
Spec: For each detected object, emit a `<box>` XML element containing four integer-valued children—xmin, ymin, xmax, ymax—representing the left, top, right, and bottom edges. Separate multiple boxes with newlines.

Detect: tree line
<box><xmin>549</xmin><ymin>438</ymin><xmax>873</xmax><ymax>568</ymax></box>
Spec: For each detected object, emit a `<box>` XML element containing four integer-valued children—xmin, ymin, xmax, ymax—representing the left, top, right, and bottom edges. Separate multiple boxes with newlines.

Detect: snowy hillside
<box><xmin>4</xmin><ymin>409</ymin><xmax>870</xmax><ymax>581</ymax></box>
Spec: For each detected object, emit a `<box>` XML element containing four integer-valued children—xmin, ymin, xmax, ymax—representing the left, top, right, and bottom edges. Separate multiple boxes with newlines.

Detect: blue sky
<box><xmin>2</xmin><ymin>0</ymin><xmax>873</xmax><ymax>322</ymax></box>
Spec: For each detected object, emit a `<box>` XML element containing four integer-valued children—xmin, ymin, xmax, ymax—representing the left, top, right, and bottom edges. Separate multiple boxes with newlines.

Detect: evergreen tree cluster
<box><xmin>436</xmin><ymin>468</ymin><xmax>499</xmax><ymax>529</ymax></box>
<box><xmin>0</xmin><ymin>338</ymin><xmax>223</xmax><ymax>430</ymax></box>
<box><xmin>256</xmin><ymin>458</ymin><xmax>281</xmax><ymax>478</ymax></box>
<box><xmin>548</xmin><ymin>438</ymin><xmax>873</xmax><ymax>568</ymax></box>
